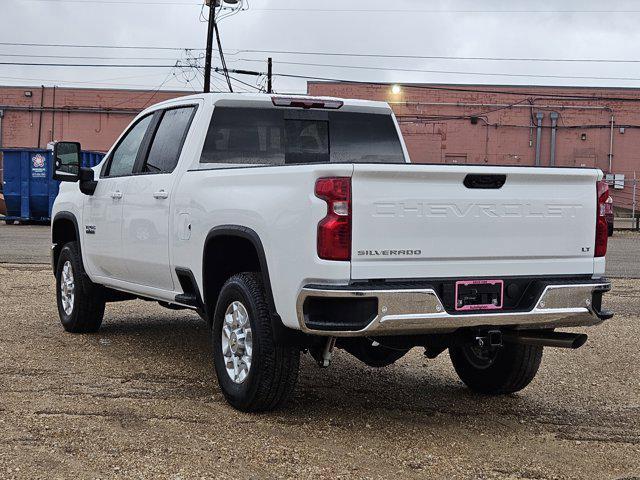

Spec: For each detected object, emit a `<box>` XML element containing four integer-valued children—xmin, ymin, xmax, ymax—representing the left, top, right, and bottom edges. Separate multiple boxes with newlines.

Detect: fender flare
<box><xmin>202</xmin><ymin>225</ymin><xmax>304</xmax><ymax>344</ymax></box>
<box><xmin>51</xmin><ymin>211</ymin><xmax>82</xmax><ymax>271</ymax></box>
<box><xmin>203</xmin><ymin>225</ymin><xmax>276</xmax><ymax>315</ymax></box>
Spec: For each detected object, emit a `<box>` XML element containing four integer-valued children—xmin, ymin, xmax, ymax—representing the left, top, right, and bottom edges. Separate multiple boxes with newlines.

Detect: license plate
<box><xmin>455</xmin><ymin>279</ymin><xmax>504</xmax><ymax>311</ymax></box>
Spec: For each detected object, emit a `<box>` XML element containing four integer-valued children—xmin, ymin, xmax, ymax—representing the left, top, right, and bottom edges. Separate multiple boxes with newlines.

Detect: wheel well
<box><xmin>202</xmin><ymin>234</ymin><xmax>263</xmax><ymax>320</ymax></box>
<box><xmin>52</xmin><ymin>217</ymin><xmax>78</xmax><ymax>269</ymax></box>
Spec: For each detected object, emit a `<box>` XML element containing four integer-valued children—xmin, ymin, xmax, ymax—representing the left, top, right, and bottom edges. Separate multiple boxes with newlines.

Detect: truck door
<box><xmin>121</xmin><ymin>105</ymin><xmax>197</xmax><ymax>291</ymax></box>
<box><xmin>83</xmin><ymin>114</ymin><xmax>154</xmax><ymax>280</ymax></box>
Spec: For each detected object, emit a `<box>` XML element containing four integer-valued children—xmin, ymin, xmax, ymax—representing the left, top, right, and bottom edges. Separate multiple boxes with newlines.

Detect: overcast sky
<box><xmin>3</xmin><ymin>0</ymin><xmax>640</xmax><ymax>94</ymax></box>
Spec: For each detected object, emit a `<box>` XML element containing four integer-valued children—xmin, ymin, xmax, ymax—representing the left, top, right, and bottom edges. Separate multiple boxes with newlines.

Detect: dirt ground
<box><xmin>0</xmin><ymin>264</ymin><xmax>639</xmax><ymax>480</ymax></box>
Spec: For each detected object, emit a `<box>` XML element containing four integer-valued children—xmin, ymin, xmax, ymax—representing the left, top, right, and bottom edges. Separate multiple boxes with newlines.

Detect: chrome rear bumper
<box><xmin>296</xmin><ymin>281</ymin><xmax>612</xmax><ymax>337</ymax></box>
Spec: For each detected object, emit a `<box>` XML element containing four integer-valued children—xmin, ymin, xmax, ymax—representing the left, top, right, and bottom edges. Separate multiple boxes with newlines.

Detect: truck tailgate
<box><xmin>351</xmin><ymin>164</ymin><xmax>600</xmax><ymax>280</ymax></box>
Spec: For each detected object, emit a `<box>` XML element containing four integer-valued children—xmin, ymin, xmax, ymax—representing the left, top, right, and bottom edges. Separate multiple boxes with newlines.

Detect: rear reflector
<box><xmin>595</xmin><ymin>180</ymin><xmax>609</xmax><ymax>257</ymax></box>
<box><xmin>315</xmin><ymin>177</ymin><xmax>351</xmax><ymax>261</ymax></box>
<box><xmin>272</xmin><ymin>97</ymin><xmax>344</xmax><ymax>110</ymax></box>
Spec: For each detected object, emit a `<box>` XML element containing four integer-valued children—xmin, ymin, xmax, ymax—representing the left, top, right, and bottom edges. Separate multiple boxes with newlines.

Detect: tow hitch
<box><xmin>475</xmin><ymin>329</ymin><xmax>588</xmax><ymax>350</ymax></box>
<box><xmin>474</xmin><ymin>329</ymin><xmax>503</xmax><ymax>349</ymax></box>
<box><xmin>424</xmin><ymin>328</ymin><xmax>588</xmax><ymax>360</ymax></box>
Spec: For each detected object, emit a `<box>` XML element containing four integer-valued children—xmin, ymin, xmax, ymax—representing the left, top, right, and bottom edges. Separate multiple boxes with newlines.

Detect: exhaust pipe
<box><xmin>502</xmin><ymin>331</ymin><xmax>588</xmax><ymax>349</ymax></box>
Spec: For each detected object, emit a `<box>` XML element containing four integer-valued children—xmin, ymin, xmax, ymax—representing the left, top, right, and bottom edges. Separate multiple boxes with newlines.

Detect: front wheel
<box><xmin>55</xmin><ymin>242</ymin><xmax>105</xmax><ymax>333</ymax></box>
<box><xmin>211</xmin><ymin>273</ymin><xmax>300</xmax><ymax>412</ymax></box>
<box><xmin>449</xmin><ymin>342</ymin><xmax>543</xmax><ymax>395</ymax></box>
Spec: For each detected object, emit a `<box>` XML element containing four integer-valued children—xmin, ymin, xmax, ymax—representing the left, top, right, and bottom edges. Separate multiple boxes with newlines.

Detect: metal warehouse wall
<box><xmin>0</xmin><ymin>86</ymin><xmax>189</xmax><ymax>152</ymax></box>
<box><xmin>309</xmin><ymin>82</ymin><xmax>640</xmax><ymax>209</ymax></box>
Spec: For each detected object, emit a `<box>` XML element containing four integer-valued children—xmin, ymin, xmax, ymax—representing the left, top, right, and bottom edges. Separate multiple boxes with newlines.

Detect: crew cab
<box><xmin>51</xmin><ymin>93</ymin><xmax>613</xmax><ymax>412</ymax></box>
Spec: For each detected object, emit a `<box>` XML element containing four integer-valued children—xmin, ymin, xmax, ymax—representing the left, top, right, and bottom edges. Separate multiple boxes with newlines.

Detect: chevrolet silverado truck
<box><xmin>51</xmin><ymin>93</ymin><xmax>613</xmax><ymax>412</ymax></box>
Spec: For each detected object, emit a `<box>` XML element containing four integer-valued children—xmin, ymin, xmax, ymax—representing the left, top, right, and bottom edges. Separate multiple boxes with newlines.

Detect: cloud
<box><xmin>1</xmin><ymin>0</ymin><xmax>640</xmax><ymax>93</ymax></box>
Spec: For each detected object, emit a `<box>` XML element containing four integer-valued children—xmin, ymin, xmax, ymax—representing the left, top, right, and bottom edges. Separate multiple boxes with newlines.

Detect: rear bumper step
<box><xmin>296</xmin><ymin>280</ymin><xmax>612</xmax><ymax>337</ymax></box>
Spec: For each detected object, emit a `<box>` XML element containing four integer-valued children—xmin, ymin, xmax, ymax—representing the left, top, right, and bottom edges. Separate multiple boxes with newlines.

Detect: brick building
<box><xmin>0</xmin><ymin>85</ymin><xmax>189</xmax><ymax>152</ymax></box>
<box><xmin>1</xmin><ymin>83</ymin><xmax>638</xmax><ymax>209</ymax></box>
<box><xmin>309</xmin><ymin>82</ymin><xmax>640</xmax><ymax>210</ymax></box>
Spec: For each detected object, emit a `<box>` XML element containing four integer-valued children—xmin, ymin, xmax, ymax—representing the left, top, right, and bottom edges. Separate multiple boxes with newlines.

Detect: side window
<box><xmin>106</xmin><ymin>115</ymin><xmax>153</xmax><ymax>177</ymax></box>
<box><xmin>142</xmin><ymin>107</ymin><xmax>196</xmax><ymax>174</ymax></box>
<box><xmin>200</xmin><ymin>107</ymin><xmax>285</xmax><ymax>166</ymax></box>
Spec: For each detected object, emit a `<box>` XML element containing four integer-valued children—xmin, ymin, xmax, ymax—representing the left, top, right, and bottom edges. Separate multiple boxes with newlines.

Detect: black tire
<box><xmin>608</xmin><ymin>222</ymin><xmax>614</xmax><ymax>237</ymax></box>
<box><xmin>4</xmin><ymin>219</ymin><xmax>15</xmax><ymax>225</ymax></box>
<box><xmin>449</xmin><ymin>342</ymin><xmax>543</xmax><ymax>395</ymax></box>
<box><xmin>55</xmin><ymin>241</ymin><xmax>105</xmax><ymax>333</ymax></box>
<box><xmin>211</xmin><ymin>273</ymin><xmax>300</xmax><ymax>412</ymax></box>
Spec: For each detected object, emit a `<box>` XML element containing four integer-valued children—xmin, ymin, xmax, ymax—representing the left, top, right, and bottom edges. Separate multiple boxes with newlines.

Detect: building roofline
<box><xmin>0</xmin><ymin>84</ymin><xmax>192</xmax><ymax>94</ymax></box>
<box><xmin>307</xmin><ymin>80</ymin><xmax>640</xmax><ymax>93</ymax></box>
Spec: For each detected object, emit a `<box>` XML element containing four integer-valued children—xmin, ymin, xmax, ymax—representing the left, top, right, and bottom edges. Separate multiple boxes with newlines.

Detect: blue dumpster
<box><xmin>1</xmin><ymin>148</ymin><xmax>105</xmax><ymax>223</ymax></box>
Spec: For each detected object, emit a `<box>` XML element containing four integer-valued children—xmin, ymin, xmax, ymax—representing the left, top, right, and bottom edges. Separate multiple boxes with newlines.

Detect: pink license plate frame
<box><xmin>455</xmin><ymin>279</ymin><xmax>504</xmax><ymax>312</ymax></box>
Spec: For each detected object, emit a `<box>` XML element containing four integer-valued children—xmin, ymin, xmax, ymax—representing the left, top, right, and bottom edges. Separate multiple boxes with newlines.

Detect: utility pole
<box><xmin>267</xmin><ymin>57</ymin><xmax>273</xmax><ymax>93</ymax></box>
<box><xmin>203</xmin><ymin>0</ymin><xmax>216</xmax><ymax>93</ymax></box>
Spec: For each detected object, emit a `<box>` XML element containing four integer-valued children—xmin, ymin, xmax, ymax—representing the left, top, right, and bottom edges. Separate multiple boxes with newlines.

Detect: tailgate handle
<box><xmin>463</xmin><ymin>174</ymin><xmax>507</xmax><ymax>189</ymax></box>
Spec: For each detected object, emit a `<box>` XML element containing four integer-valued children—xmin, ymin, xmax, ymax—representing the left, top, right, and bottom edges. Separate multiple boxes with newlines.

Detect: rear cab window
<box><xmin>200</xmin><ymin>106</ymin><xmax>405</xmax><ymax>167</ymax></box>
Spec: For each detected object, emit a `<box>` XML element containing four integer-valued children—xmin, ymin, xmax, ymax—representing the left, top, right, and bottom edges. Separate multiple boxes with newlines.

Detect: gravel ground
<box><xmin>0</xmin><ymin>224</ymin><xmax>50</xmax><ymax>264</ymax></box>
<box><xmin>604</xmin><ymin>230</ymin><xmax>640</xmax><ymax>279</ymax></box>
<box><xmin>0</xmin><ymin>264</ymin><xmax>639</xmax><ymax>479</ymax></box>
<box><xmin>1</xmin><ymin>223</ymin><xmax>640</xmax><ymax>278</ymax></box>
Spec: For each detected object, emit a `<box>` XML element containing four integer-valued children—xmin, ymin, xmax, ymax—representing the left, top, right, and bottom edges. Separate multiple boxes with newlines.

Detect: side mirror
<box><xmin>53</xmin><ymin>141</ymin><xmax>81</xmax><ymax>182</ymax></box>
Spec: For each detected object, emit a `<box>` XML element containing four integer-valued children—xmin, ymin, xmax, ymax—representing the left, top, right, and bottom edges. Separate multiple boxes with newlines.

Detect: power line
<box><xmin>223</xmin><ymin>67</ymin><xmax>640</xmax><ymax>101</ymax></box>
<box><xmin>0</xmin><ymin>70</ymin><xmax>183</xmax><ymax>86</ymax></box>
<box><xmin>0</xmin><ymin>61</ymin><xmax>179</xmax><ymax>68</ymax></box>
<box><xmin>233</xmin><ymin>58</ymin><xmax>640</xmax><ymax>83</ymax></box>
<box><xmin>0</xmin><ymin>41</ymin><xmax>203</xmax><ymax>51</ymax></box>
<box><xmin>17</xmin><ymin>1</ymin><xmax>640</xmax><ymax>12</ymax></box>
<box><xmin>0</xmin><ymin>76</ymin><xmax>185</xmax><ymax>90</ymax></box>
<box><xmin>230</xmin><ymin>49</ymin><xmax>640</xmax><ymax>65</ymax></box>
<box><xmin>5</xmin><ymin>56</ymin><xmax>640</xmax><ymax>100</ymax></box>
<box><xmin>3</xmin><ymin>41</ymin><xmax>640</xmax><ymax>65</ymax></box>
<box><xmin>0</xmin><ymin>52</ymin><xmax>181</xmax><ymax>61</ymax></box>
<box><xmin>6</xmin><ymin>59</ymin><xmax>640</xmax><ymax>99</ymax></box>
<box><xmin>140</xmin><ymin>68</ymin><xmax>178</xmax><ymax>108</ymax></box>
<box><xmin>217</xmin><ymin>71</ymin><xmax>262</xmax><ymax>92</ymax></box>
<box><xmin>22</xmin><ymin>0</ymin><xmax>199</xmax><ymax>4</ymax></box>
<box><xmin>248</xmin><ymin>8</ymin><xmax>640</xmax><ymax>14</ymax></box>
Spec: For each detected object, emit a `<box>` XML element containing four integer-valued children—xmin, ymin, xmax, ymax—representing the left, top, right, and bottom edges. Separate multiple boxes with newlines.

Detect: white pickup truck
<box><xmin>51</xmin><ymin>93</ymin><xmax>613</xmax><ymax>412</ymax></box>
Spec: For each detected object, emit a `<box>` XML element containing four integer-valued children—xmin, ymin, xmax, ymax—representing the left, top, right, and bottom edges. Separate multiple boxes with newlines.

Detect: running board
<box><xmin>174</xmin><ymin>293</ymin><xmax>199</xmax><ymax>308</ymax></box>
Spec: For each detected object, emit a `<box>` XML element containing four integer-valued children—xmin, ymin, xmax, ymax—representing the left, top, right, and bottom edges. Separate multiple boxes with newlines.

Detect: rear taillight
<box><xmin>595</xmin><ymin>180</ymin><xmax>609</xmax><ymax>257</ymax></box>
<box><xmin>315</xmin><ymin>177</ymin><xmax>351</xmax><ymax>261</ymax></box>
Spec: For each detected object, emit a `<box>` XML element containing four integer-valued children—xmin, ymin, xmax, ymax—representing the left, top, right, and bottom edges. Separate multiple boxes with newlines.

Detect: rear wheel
<box><xmin>55</xmin><ymin>242</ymin><xmax>105</xmax><ymax>333</ymax></box>
<box><xmin>449</xmin><ymin>342</ymin><xmax>543</xmax><ymax>395</ymax></box>
<box><xmin>4</xmin><ymin>219</ymin><xmax>15</xmax><ymax>225</ymax></box>
<box><xmin>211</xmin><ymin>273</ymin><xmax>300</xmax><ymax>412</ymax></box>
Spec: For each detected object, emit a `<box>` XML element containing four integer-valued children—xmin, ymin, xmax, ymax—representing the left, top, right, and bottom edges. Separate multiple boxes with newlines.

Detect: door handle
<box><xmin>111</xmin><ymin>190</ymin><xmax>123</xmax><ymax>200</ymax></box>
<box><xmin>153</xmin><ymin>190</ymin><xmax>169</xmax><ymax>199</ymax></box>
